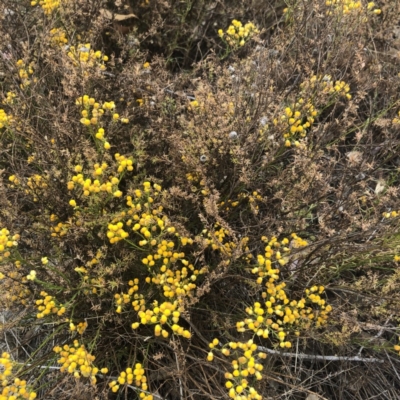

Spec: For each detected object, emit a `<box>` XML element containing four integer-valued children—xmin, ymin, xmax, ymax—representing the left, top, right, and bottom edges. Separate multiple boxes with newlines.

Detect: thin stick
<box><xmin>258</xmin><ymin>346</ymin><xmax>384</xmax><ymax>363</ymax></box>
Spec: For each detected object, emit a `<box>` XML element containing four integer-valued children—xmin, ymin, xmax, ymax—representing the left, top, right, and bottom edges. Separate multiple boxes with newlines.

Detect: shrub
<box><xmin>1</xmin><ymin>0</ymin><xmax>400</xmax><ymax>399</ymax></box>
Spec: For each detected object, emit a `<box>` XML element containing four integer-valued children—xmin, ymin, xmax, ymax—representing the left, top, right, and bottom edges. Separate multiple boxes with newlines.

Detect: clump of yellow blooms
<box><xmin>103</xmin><ymin>180</ymin><xmax>203</xmax><ymax>338</ymax></box>
<box><xmin>2</xmin><ymin>92</ymin><xmax>17</xmax><ymax>105</ymax></box>
<box><xmin>25</xmin><ymin>174</ymin><xmax>49</xmax><ymax>202</ymax></box>
<box><xmin>35</xmin><ymin>291</ymin><xmax>66</xmax><ymax>318</ymax></box>
<box><xmin>208</xmin><ymin>339</ymin><xmax>265</xmax><ymax>400</ymax></box>
<box><xmin>273</xmin><ymin>99</ymin><xmax>317</xmax><ymax>147</ymax></box>
<box><xmin>16</xmin><ymin>60</ymin><xmax>35</xmax><ymax>88</ymax></box>
<box><xmin>49</xmin><ymin>214</ymin><xmax>70</xmax><ymax>238</ymax></box>
<box><xmin>393</xmin><ymin>110</ymin><xmax>400</xmax><ymax>125</ymax></box>
<box><xmin>67</xmin><ymin>153</ymin><xmax>134</xmax><ymax>206</ymax></box>
<box><xmin>271</xmin><ymin>74</ymin><xmax>352</xmax><ymax>147</ymax></box>
<box><xmin>0</xmin><ymin>352</ymin><xmax>37</xmax><ymax>400</ymax></box>
<box><xmin>115</xmin><ymin>279</ymin><xmax>141</xmax><ymax>313</ymax></box>
<box><xmin>216</xmin><ymin>189</ymin><xmax>264</xmax><ymax>215</ymax></box>
<box><xmin>50</xmin><ymin>28</ymin><xmax>68</xmax><ymax>46</ymax></box>
<box><xmin>203</xmin><ymin>224</ymin><xmax>236</xmax><ymax>255</ymax></box>
<box><xmin>0</xmin><ymin>229</ymin><xmax>19</xmax><ymax>262</ymax></box>
<box><xmin>69</xmin><ymin>321</ymin><xmax>88</xmax><ymax>335</ymax></box>
<box><xmin>0</xmin><ymin>255</ymin><xmax>30</xmax><ymax>307</ymax></box>
<box><xmin>207</xmin><ymin>234</ymin><xmax>332</xmax><ymax>399</ymax></box>
<box><xmin>0</xmin><ymin>109</ymin><xmax>13</xmax><ymax>129</ymax></box>
<box><xmin>76</xmin><ymin>95</ymin><xmax>127</xmax><ymax>149</ymax></box>
<box><xmin>53</xmin><ymin>341</ymin><xmax>106</xmax><ymax>384</ymax></box>
<box><xmin>218</xmin><ymin>20</ymin><xmax>259</xmax><ymax>48</ymax></box>
<box><xmin>132</xmin><ymin>300</ymin><xmax>192</xmax><ymax>339</ymax></box>
<box><xmin>31</xmin><ymin>0</ymin><xmax>60</xmax><ymax>15</ymax></box>
<box><xmin>237</xmin><ymin>235</ymin><xmax>332</xmax><ymax>339</ymax></box>
<box><xmin>325</xmin><ymin>0</ymin><xmax>381</xmax><ymax>16</ymax></box>
<box><xmin>67</xmin><ymin>44</ymin><xmax>108</xmax><ymax>71</ymax></box>
<box><xmin>109</xmin><ymin>363</ymin><xmax>152</xmax><ymax>399</ymax></box>
<box><xmin>302</xmin><ymin>74</ymin><xmax>352</xmax><ymax>100</ymax></box>
<box><xmin>383</xmin><ymin>210</ymin><xmax>399</xmax><ymax>219</ymax></box>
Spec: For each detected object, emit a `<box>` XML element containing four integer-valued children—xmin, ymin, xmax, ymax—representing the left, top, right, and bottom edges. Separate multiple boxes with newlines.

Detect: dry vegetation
<box><xmin>1</xmin><ymin>0</ymin><xmax>400</xmax><ymax>399</ymax></box>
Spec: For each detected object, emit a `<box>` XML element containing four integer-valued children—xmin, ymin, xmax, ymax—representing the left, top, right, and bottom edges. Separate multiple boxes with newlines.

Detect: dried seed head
<box><xmin>228</xmin><ymin>131</ymin><xmax>238</xmax><ymax>140</ymax></box>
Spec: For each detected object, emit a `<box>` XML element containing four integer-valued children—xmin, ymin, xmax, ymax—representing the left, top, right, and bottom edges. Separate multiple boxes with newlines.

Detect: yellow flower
<box><xmin>41</xmin><ymin>257</ymin><xmax>48</xmax><ymax>265</ymax></box>
<box><xmin>69</xmin><ymin>199</ymin><xmax>77</xmax><ymax>207</ymax></box>
<box><xmin>27</xmin><ymin>270</ymin><xmax>36</xmax><ymax>280</ymax></box>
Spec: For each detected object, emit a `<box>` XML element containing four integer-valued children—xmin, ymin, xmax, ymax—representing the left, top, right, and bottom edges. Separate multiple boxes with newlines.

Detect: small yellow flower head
<box><xmin>69</xmin><ymin>199</ymin><xmax>77</xmax><ymax>207</ymax></box>
<box><xmin>41</xmin><ymin>257</ymin><xmax>48</xmax><ymax>265</ymax></box>
<box><xmin>27</xmin><ymin>270</ymin><xmax>36</xmax><ymax>280</ymax></box>
<box><xmin>104</xmin><ymin>141</ymin><xmax>111</xmax><ymax>150</ymax></box>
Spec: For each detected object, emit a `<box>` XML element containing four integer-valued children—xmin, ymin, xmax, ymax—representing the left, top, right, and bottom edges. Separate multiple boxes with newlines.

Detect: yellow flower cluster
<box><xmin>145</xmin><ymin>250</ymin><xmax>200</xmax><ymax>298</ymax></box>
<box><xmin>0</xmin><ymin>109</ymin><xmax>12</xmax><ymax>129</ymax></box>
<box><xmin>0</xmin><ymin>258</ymin><xmax>30</xmax><ymax>307</ymax></box>
<box><xmin>2</xmin><ymin>92</ymin><xmax>16</xmax><ymax>105</ymax></box>
<box><xmin>30</xmin><ymin>0</ymin><xmax>60</xmax><ymax>14</ymax></box>
<box><xmin>218</xmin><ymin>20</ymin><xmax>259</xmax><ymax>47</ymax></box>
<box><xmin>208</xmin><ymin>339</ymin><xmax>265</xmax><ymax>400</ymax></box>
<box><xmin>0</xmin><ymin>352</ymin><xmax>37</xmax><ymax>399</ymax></box>
<box><xmin>8</xmin><ymin>175</ymin><xmax>19</xmax><ymax>186</ymax></box>
<box><xmin>393</xmin><ymin>111</ymin><xmax>400</xmax><ymax>125</ymax></box>
<box><xmin>67</xmin><ymin>44</ymin><xmax>108</xmax><ymax>71</ymax></box>
<box><xmin>236</xmin><ymin>235</ymin><xmax>332</xmax><ymax>346</ymax></box>
<box><xmin>50</xmin><ymin>28</ymin><xmax>68</xmax><ymax>45</ymax></box>
<box><xmin>69</xmin><ymin>320</ymin><xmax>88</xmax><ymax>334</ymax></box>
<box><xmin>202</xmin><ymin>223</ymin><xmax>249</xmax><ymax>259</ymax></box>
<box><xmin>273</xmin><ymin>99</ymin><xmax>317</xmax><ymax>147</ymax></box>
<box><xmin>26</xmin><ymin>174</ymin><xmax>48</xmax><ymax>202</ymax></box>
<box><xmin>49</xmin><ymin>214</ymin><xmax>70</xmax><ymax>238</ymax></box>
<box><xmin>109</xmin><ymin>363</ymin><xmax>152</xmax><ymax>399</ymax></box>
<box><xmin>16</xmin><ymin>60</ymin><xmax>34</xmax><ymax>88</ymax></box>
<box><xmin>35</xmin><ymin>291</ymin><xmax>66</xmax><ymax>318</ymax></box>
<box><xmin>53</xmin><ymin>341</ymin><xmax>107</xmax><ymax>384</ymax></box>
<box><xmin>104</xmin><ymin>181</ymin><xmax>204</xmax><ymax>337</ymax></box>
<box><xmin>68</xmin><ymin>154</ymin><xmax>133</xmax><ymax>205</ymax></box>
<box><xmin>383</xmin><ymin>210</ymin><xmax>399</xmax><ymax>219</ymax></box>
<box><xmin>302</xmin><ymin>75</ymin><xmax>352</xmax><ymax>100</ymax></box>
<box><xmin>76</xmin><ymin>95</ymin><xmax>126</xmax><ymax>149</ymax></box>
<box><xmin>115</xmin><ymin>279</ymin><xmax>141</xmax><ymax>313</ymax></box>
<box><xmin>325</xmin><ymin>0</ymin><xmax>381</xmax><ymax>16</ymax></box>
<box><xmin>0</xmin><ymin>229</ymin><xmax>19</xmax><ymax>262</ymax></box>
<box><xmin>132</xmin><ymin>300</ymin><xmax>191</xmax><ymax>339</ymax></box>
<box><xmin>218</xmin><ymin>191</ymin><xmax>263</xmax><ymax>215</ymax></box>
<box><xmin>113</xmin><ymin>183</ymin><xmax>161</xmax><ymax>243</ymax></box>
